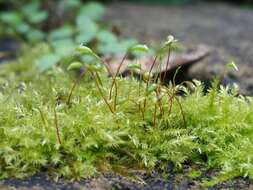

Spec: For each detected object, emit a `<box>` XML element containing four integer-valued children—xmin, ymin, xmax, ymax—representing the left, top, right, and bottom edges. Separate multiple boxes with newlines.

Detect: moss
<box><xmin>0</xmin><ymin>44</ymin><xmax>253</xmax><ymax>185</ymax></box>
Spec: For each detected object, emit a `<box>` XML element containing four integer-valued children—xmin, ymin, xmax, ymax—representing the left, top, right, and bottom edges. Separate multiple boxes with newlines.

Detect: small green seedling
<box><xmin>127</xmin><ymin>63</ymin><xmax>142</xmax><ymax>70</ymax></box>
<box><xmin>129</xmin><ymin>44</ymin><xmax>149</xmax><ymax>54</ymax></box>
<box><xmin>108</xmin><ymin>45</ymin><xmax>147</xmax><ymax>111</ymax></box>
<box><xmin>75</xmin><ymin>44</ymin><xmax>100</xmax><ymax>60</ymax></box>
<box><xmin>67</xmin><ymin>62</ymin><xmax>83</xmax><ymax>71</ymax></box>
<box><xmin>76</xmin><ymin>45</ymin><xmax>94</xmax><ymax>55</ymax></box>
<box><xmin>109</xmin><ymin>44</ymin><xmax>149</xmax><ymax>105</ymax></box>
<box><xmin>86</xmin><ymin>62</ymin><xmax>103</xmax><ymax>72</ymax></box>
<box><xmin>67</xmin><ymin>61</ymin><xmax>86</xmax><ymax>105</ymax></box>
<box><xmin>67</xmin><ymin>47</ymin><xmax>109</xmax><ymax>111</ymax></box>
<box><xmin>219</xmin><ymin>61</ymin><xmax>239</xmax><ymax>85</ymax></box>
<box><xmin>188</xmin><ymin>170</ymin><xmax>202</xmax><ymax>179</ymax></box>
<box><xmin>226</xmin><ymin>61</ymin><xmax>239</xmax><ymax>71</ymax></box>
<box><xmin>164</xmin><ymin>35</ymin><xmax>178</xmax><ymax>46</ymax></box>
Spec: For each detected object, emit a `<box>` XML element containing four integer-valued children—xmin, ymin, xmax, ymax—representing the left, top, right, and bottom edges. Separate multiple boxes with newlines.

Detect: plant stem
<box><xmin>162</xmin><ymin>45</ymin><xmax>171</xmax><ymax>84</ymax></box>
<box><xmin>109</xmin><ymin>53</ymin><xmax>128</xmax><ymax>100</ymax></box>
<box><xmin>155</xmin><ymin>87</ymin><xmax>164</xmax><ymax>116</ymax></box>
<box><xmin>53</xmin><ymin>105</ymin><xmax>61</xmax><ymax>145</ymax></box>
<box><xmin>175</xmin><ymin>96</ymin><xmax>186</xmax><ymax>127</ymax></box>
<box><xmin>127</xmin><ymin>71</ymin><xmax>133</xmax><ymax>99</ymax></box>
<box><xmin>153</xmin><ymin>103</ymin><xmax>157</xmax><ymax>127</ymax></box>
<box><xmin>91</xmin><ymin>71</ymin><xmax>114</xmax><ymax>114</ymax></box>
<box><xmin>113</xmin><ymin>81</ymin><xmax>118</xmax><ymax>111</ymax></box>
<box><xmin>147</xmin><ymin>56</ymin><xmax>158</xmax><ymax>84</ymax></box>
<box><xmin>166</xmin><ymin>86</ymin><xmax>186</xmax><ymax>127</ymax></box>
<box><xmin>138</xmin><ymin>69</ymin><xmax>142</xmax><ymax>117</ymax></box>
<box><xmin>167</xmin><ymin>92</ymin><xmax>174</xmax><ymax>116</ymax></box>
<box><xmin>67</xmin><ymin>71</ymin><xmax>85</xmax><ymax>106</ymax></box>
<box><xmin>142</xmin><ymin>55</ymin><xmax>158</xmax><ymax>120</ymax></box>
<box><xmin>38</xmin><ymin>107</ymin><xmax>47</xmax><ymax>130</ymax></box>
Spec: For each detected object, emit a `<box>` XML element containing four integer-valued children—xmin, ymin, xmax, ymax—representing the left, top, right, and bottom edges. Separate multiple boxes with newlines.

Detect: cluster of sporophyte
<box><xmin>0</xmin><ymin>39</ymin><xmax>253</xmax><ymax>187</ymax></box>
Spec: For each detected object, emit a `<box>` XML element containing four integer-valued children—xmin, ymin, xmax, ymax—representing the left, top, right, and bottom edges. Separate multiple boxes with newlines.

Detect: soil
<box><xmin>104</xmin><ymin>2</ymin><xmax>253</xmax><ymax>95</ymax></box>
<box><xmin>1</xmin><ymin>2</ymin><xmax>253</xmax><ymax>190</ymax></box>
<box><xmin>1</xmin><ymin>165</ymin><xmax>253</xmax><ymax>190</ymax></box>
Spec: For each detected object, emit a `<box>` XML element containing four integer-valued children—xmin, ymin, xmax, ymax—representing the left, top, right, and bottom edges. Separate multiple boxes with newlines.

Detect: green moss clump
<box><xmin>0</xmin><ymin>44</ymin><xmax>253</xmax><ymax>186</ymax></box>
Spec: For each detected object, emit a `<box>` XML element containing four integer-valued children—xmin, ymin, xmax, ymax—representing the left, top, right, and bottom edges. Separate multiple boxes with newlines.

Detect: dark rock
<box><xmin>0</xmin><ymin>38</ymin><xmax>19</xmax><ymax>63</ymax></box>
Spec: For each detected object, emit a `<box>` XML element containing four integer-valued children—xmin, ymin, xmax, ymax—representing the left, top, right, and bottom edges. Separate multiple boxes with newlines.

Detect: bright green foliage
<box><xmin>129</xmin><ymin>44</ymin><xmax>149</xmax><ymax>54</ymax></box>
<box><xmin>0</xmin><ymin>45</ymin><xmax>253</xmax><ymax>185</ymax></box>
<box><xmin>226</xmin><ymin>61</ymin><xmax>239</xmax><ymax>71</ymax></box>
<box><xmin>67</xmin><ymin>62</ymin><xmax>83</xmax><ymax>71</ymax></box>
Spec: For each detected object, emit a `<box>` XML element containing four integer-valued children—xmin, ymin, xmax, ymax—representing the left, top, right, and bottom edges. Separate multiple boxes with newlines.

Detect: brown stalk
<box><xmin>38</xmin><ymin>107</ymin><xmax>47</xmax><ymax>130</ymax></box>
<box><xmin>153</xmin><ymin>103</ymin><xmax>157</xmax><ymax>128</ymax></box>
<box><xmin>162</xmin><ymin>45</ymin><xmax>171</xmax><ymax>84</ymax></box>
<box><xmin>175</xmin><ymin>96</ymin><xmax>186</xmax><ymax>127</ymax></box>
<box><xmin>142</xmin><ymin>55</ymin><xmax>158</xmax><ymax>120</ymax></box>
<box><xmin>53</xmin><ymin>105</ymin><xmax>62</xmax><ymax>145</ymax></box>
<box><xmin>109</xmin><ymin>53</ymin><xmax>128</xmax><ymax>100</ymax></box>
<box><xmin>155</xmin><ymin>87</ymin><xmax>164</xmax><ymax>116</ymax></box>
<box><xmin>113</xmin><ymin>81</ymin><xmax>118</xmax><ymax>111</ymax></box>
<box><xmin>91</xmin><ymin>71</ymin><xmax>114</xmax><ymax>114</ymax></box>
<box><xmin>67</xmin><ymin>71</ymin><xmax>85</xmax><ymax>106</ymax></box>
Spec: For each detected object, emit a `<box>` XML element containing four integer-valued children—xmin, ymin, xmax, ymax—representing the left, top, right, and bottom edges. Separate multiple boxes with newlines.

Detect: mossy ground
<box><xmin>0</xmin><ymin>45</ymin><xmax>253</xmax><ymax>187</ymax></box>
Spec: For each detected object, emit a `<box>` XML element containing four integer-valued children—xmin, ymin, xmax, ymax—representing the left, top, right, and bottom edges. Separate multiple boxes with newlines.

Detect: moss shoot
<box><xmin>0</xmin><ymin>44</ymin><xmax>253</xmax><ymax>187</ymax></box>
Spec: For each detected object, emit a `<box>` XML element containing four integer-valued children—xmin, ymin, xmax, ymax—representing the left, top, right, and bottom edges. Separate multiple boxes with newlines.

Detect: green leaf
<box><xmin>16</xmin><ymin>22</ymin><xmax>30</xmax><ymax>34</ymax></box>
<box><xmin>67</xmin><ymin>62</ymin><xmax>83</xmax><ymax>71</ymax></box>
<box><xmin>75</xmin><ymin>33</ymin><xmax>95</xmax><ymax>44</ymax></box>
<box><xmin>49</xmin><ymin>26</ymin><xmax>74</xmax><ymax>40</ymax></box>
<box><xmin>129</xmin><ymin>44</ymin><xmax>149</xmax><ymax>53</ymax></box>
<box><xmin>226</xmin><ymin>61</ymin><xmax>239</xmax><ymax>71</ymax></box>
<box><xmin>21</xmin><ymin>1</ymin><xmax>40</xmax><ymax>17</ymax></box>
<box><xmin>121</xmin><ymin>39</ymin><xmax>138</xmax><ymax>49</ymax></box>
<box><xmin>127</xmin><ymin>63</ymin><xmax>141</xmax><ymax>70</ymax></box>
<box><xmin>37</xmin><ymin>54</ymin><xmax>61</xmax><ymax>71</ymax></box>
<box><xmin>96</xmin><ymin>30</ymin><xmax>117</xmax><ymax>44</ymax></box>
<box><xmin>97</xmin><ymin>39</ymin><xmax>138</xmax><ymax>55</ymax></box>
<box><xmin>76</xmin><ymin>15</ymin><xmax>98</xmax><ymax>32</ymax></box>
<box><xmin>75</xmin><ymin>45</ymin><xmax>93</xmax><ymax>55</ymax></box>
<box><xmin>78</xmin><ymin>2</ymin><xmax>105</xmax><ymax>21</ymax></box>
<box><xmin>80</xmin><ymin>55</ymin><xmax>97</xmax><ymax>64</ymax></box>
<box><xmin>52</xmin><ymin>39</ymin><xmax>76</xmax><ymax>56</ymax></box>
<box><xmin>0</xmin><ymin>12</ymin><xmax>22</xmax><ymax>25</ymax></box>
<box><xmin>26</xmin><ymin>29</ymin><xmax>45</xmax><ymax>42</ymax></box>
<box><xmin>59</xmin><ymin>0</ymin><xmax>81</xmax><ymax>10</ymax></box>
<box><xmin>28</xmin><ymin>11</ymin><xmax>48</xmax><ymax>24</ymax></box>
<box><xmin>86</xmin><ymin>63</ymin><xmax>103</xmax><ymax>72</ymax></box>
<box><xmin>75</xmin><ymin>17</ymin><xmax>98</xmax><ymax>43</ymax></box>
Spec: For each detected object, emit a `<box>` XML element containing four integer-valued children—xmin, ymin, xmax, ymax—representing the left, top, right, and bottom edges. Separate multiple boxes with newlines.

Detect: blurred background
<box><xmin>0</xmin><ymin>0</ymin><xmax>253</xmax><ymax>94</ymax></box>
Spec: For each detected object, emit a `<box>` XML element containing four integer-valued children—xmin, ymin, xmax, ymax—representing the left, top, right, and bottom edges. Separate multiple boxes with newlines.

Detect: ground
<box><xmin>104</xmin><ymin>2</ymin><xmax>253</xmax><ymax>95</ymax></box>
<box><xmin>1</xmin><ymin>2</ymin><xmax>253</xmax><ymax>190</ymax></box>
